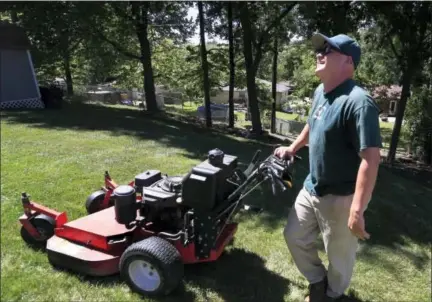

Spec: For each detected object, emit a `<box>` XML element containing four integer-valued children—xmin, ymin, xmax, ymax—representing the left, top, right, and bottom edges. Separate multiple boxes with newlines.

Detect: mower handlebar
<box><xmin>228</xmin><ymin>150</ymin><xmax>298</xmax><ymax>203</ymax></box>
<box><xmin>254</xmin><ymin>153</ymin><xmax>297</xmax><ymax>196</ymax></box>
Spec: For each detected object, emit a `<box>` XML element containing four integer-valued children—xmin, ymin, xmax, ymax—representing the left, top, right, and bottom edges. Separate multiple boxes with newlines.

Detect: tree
<box><xmin>79</xmin><ymin>2</ymin><xmax>195</xmax><ymax>112</ymax></box>
<box><xmin>227</xmin><ymin>2</ymin><xmax>235</xmax><ymax>128</ymax></box>
<box><xmin>237</xmin><ymin>1</ymin><xmax>298</xmax><ymax>134</ymax></box>
<box><xmin>280</xmin><ymin>41</ymin><xmax>320</xmax><ymax>100</ymax></box>
<box><xmin>269</xmin><ymin>9</ymin><xmax>297</xmax><ymax>133</ymax></box>
<box><xmin>200</xmin><ymin>2</ymin><xmax>242</xmax><ymax>128</ymax></box>
<box><xmin>270</xmin><ymin>35</ymin><xmax>278</xmax><ymax>133</ymax></box>
<box><xmin>355</xmin><ymin>27</ymin><xmax>400</xmax><ymax>90</ymax></box>
<box><xmin>151</xmin><ymin>40</ymin><xmax>231</xmax><ymax>106</ymax></box>
<box><xmin>296</xmin><ymin>1</ymin><xmax>365</xmax><ymax>39</ymax></box>
<box><xmin>404</xmin><ymin>85</ymin><xmax>432</xmax><ymax>164</ymax></box>
<box><xmin>363</xmin><ymin>2</ymin><xmax>432</xmax><ymax>163</ymax></box>
<box><xmin>198</xmin><ymin>2</ymin><xmax>212</xmax><ymax>128</ymax></box>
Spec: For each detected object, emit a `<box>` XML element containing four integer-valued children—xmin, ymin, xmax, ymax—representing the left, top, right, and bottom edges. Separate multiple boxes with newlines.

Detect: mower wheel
<box><xmin>119</xmin><ymin>236</ymin><xmax>184</xmax><ymax>297</ymax></box>
<box><xmin>85</xmin><ymin>190</ymin><xmax>112</xmax><ymax>214</ymax></box>
<box><xmin>20</xmin><ymin>214</ymin><xmax>55</xmax><ymax>249</ymax></box>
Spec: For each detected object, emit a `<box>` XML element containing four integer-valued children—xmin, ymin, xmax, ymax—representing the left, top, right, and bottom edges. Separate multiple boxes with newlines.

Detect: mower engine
<box><xmin>114</xmin><ymin>170</ymin><xmax>185</xmax><ymax>231</ymax></box>
<box><xmin>113</xmin><ymin>148</ymin><xmax>239</xmax><ymax>236</ymax></box>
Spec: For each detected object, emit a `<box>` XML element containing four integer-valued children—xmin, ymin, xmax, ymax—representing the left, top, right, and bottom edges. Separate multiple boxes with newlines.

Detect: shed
<box><xmin>0</xmin><ymin>22</ymin><xmax>44</xmax><ymax>109</ymax></box>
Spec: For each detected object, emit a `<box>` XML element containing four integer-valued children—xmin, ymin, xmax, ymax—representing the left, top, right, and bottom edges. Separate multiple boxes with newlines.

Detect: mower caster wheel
<box><xmin>119</xmin><ymin>236</ymin><xmax>184</xmax><ymax>297</ymax></box>
<box><xmin>20</xmin><ymin>214</ymin><xmax>55</xmax><ymax>249</ymax></box>
<box><xmin>85</xmin><ymin>190</ymin><xmax>112</xmax><ymax>214</ymax></box>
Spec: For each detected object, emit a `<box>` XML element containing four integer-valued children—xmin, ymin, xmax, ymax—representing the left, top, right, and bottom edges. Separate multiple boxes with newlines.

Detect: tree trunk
<box><xmin>227</xmin><ymin>2</ymin><xmax>235</xmax><ymax>128</ymax></box>
<box><xmin>420</xmin><ymin>90</ymin><xmax>432</xmax><ymax>165</ymax></box>
<box><xmin>63</xmin><ymin>50</ymin><xmax>74</xmax><ymax>95</ymax></box>
<box><xmin>424</xmin><ymin>132</ymin><xmax>432</xmax><ymax>165</ymax></box>
<box><xmin>239</xmin><ymin>3</ymin><xmax>262</xmax><ymax>134</ymax></box>
<box><xmin>198</xmin><ymin>1</ymin><xmax>212</xmax><ymax>128</ymax></box>
<box><xmin>386</xmin><ymin>68</ymin><xmax>412</xmax><ymax>163</ymax></box>
<box><xmin>134</xmin><ymin>3</ymin><xmax>158</xmax><ymax>112</ymax></box>
<box><xmin>426</xmin><ymin>60</ymin><xmax>432</xmax><ymax>165</ymax></box>
<box><xmin>271</xmin><ymin>36</ymin><xmax>278</xmax><ymax>133</ymax></box>
<box><xmin>10</xmin><ymin>10</ymin><xmax>18</xmax><ymax>24</ymax></box>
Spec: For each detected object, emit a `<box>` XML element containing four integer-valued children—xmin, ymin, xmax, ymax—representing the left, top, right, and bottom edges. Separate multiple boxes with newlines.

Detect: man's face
<box><xmin>315</xmin><ymin>44</ymin><xmax>352</xmax><ymax>78</ymax></box>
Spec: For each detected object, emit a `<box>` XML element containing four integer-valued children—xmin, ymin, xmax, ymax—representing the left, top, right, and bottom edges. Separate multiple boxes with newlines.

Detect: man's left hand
<box><xmin>348</xmin><ymin>210</ymin><xmax>370</xmax><ymax>240</ymax></box>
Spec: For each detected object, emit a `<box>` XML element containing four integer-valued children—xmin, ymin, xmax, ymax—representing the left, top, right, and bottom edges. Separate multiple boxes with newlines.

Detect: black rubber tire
<box><xmin>119</xmin><ymin>236</ymin><xmax>184</xmax><ymax>297</ymax></box>
<box><xmin>20</xmin><ymin>214</ymin><xmax>55</xmax><ymax>249</ymax></box>
<box><xmin>85</xmin><ymin>190</ymin><xmax>111</xmax><ymax>214</ymax></box>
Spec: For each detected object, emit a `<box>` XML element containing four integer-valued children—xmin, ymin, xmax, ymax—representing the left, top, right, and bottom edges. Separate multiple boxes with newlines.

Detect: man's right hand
<box><xmin>274</xmin><ymin>145</ymin><xmax>296</xmax><ymax>160</ymax></box>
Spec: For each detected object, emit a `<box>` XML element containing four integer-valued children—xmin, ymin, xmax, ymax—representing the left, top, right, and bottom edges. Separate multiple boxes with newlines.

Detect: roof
<box><xmin>372</xmin><ymin>85</ymin><xmax>402</xmax><ymax>100</ymax></box>
<box><xmin>0</xmin><ymin>22</ymin><xmax>31</xmax><ymax>50</ymax></box>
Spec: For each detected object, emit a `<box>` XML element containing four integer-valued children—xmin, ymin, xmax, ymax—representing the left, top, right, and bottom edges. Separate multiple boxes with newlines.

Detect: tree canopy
<box><xmin>1</xmin><ymin>1</ymin><xmax>431</xmax><ymax>164</ymax></box>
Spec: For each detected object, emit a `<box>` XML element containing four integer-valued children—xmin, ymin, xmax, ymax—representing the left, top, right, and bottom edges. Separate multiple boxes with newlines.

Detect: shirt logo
<box><xmin>313</xmin><ymin>105</ymin><xmax>326</xmax><ymax>120</ymax></box>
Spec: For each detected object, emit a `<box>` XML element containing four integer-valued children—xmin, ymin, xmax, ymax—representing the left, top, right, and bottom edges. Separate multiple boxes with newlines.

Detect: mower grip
<box><xmin>283</xmin><ymin>154</ymin><xmax>302</xmax><ymax>164</ymax></box>
<box><xmin>273</xmin><ymin>144</ymin><xmax>302</xmax><ymax>162</ymax></box>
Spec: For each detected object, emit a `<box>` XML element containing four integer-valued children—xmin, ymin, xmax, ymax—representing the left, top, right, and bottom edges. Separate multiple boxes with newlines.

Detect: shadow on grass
<box><xmin>54</xmin><ymin>248</ymin><xmax>291</xmax><ymax>302</ymax></box>
<box><xmin>3</xmin><ymin>102</ymin><xmax>432</xmax><ymax>272</ymax></box>
<box><xmin>183</xmin><ymin>248</ymin><xmax>290</xmax><ymax>302</ymax></box>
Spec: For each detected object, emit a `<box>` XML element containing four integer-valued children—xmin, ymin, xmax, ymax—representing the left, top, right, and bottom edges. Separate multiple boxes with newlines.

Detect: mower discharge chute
<box><xmin>18</xmin><ymin>148</ymin><xmax>299</xmax><ymax>297</ymax></box>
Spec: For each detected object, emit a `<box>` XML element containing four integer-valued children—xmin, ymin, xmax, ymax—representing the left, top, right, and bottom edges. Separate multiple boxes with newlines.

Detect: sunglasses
<box><xmin>315</xmin><ymin>44</ymin><xmax>342</xmax><ymax>56</ymax></box>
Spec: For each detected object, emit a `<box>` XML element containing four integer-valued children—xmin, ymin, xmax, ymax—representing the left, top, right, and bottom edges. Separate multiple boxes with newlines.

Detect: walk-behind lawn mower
<box><xmin>18</xmin><ymin>148</ymin><xmax>300</xmax><ymax>297</ymax></box>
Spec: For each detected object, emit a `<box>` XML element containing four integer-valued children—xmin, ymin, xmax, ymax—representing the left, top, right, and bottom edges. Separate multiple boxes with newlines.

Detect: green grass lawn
<box><xmin>1</xmin><ymin>102</ymin><xmax>431</xmax><ymax>302</ymax></box>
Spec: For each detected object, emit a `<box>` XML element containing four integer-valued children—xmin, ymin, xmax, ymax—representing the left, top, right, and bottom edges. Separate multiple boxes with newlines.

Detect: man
<box><xmin>274</xmin><ymin>33</ymin><xmax>382</xmax><ymax>302</ymax></box>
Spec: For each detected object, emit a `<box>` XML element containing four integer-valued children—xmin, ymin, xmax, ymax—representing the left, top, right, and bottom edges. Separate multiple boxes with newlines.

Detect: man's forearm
<box><xmin>291</xmin><ymin>124</ymin><xmax>309</xmax><ymax>152</ymax></box>
<box><xmin>351</xmin><ymin>148</ymin><xmax>381</xmax><ymax>214</ymax></box>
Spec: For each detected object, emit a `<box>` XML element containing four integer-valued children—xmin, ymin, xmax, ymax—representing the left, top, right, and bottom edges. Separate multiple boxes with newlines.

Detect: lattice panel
<box><xmin>0</xmin><ymin>98</ymin><xmax>44</xmax><ymax>109</ymax></box>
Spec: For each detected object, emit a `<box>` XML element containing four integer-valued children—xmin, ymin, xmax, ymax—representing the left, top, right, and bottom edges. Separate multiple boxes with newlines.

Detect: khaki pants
<box><xmin>284</xmin><ymin>187</ymin><xmax>358</xmax><ymax>298</ymax></box>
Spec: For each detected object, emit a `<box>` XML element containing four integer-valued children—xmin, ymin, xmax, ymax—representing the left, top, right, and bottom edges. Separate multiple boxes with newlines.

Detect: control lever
<box><xmin>271</xmin><ymin>166</ymin><xmax>289</xmax><ymax>192</ymax></box>
<box><xmin>284</xmin><ymin>154</ymin><xmax>302</xmax><ymax>164</ymax></box>
<box><xmin>244</xmin><ymin>150</ymin><xmax>262</xmax><ymax>177</ymax></box>
<box><xmin>268</xmin><ymin>166</ymin><xmax>287</xmax><ymax>195</ymax></box>
<box><xmin>269</xmin><ymin>171</ymin><xmax>278</xmax><ymax>196</ymax></box>
<box><xmin>276</xmin><ymin>175</ymin><xmax>290</xmax><ymax>191</ymax></box>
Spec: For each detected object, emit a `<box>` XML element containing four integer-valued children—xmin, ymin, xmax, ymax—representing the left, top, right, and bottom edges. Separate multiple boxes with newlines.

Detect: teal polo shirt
<box><xmin>304</xmin><ymin>79</ymin><xmax>382</xmax><ymax>197</ymax></box>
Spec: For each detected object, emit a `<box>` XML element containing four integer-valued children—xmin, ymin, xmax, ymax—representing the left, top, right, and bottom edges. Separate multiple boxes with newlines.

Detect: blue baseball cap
<box><xmin>311</xmin><ymin>33</ymin><xmax>361</xmax><ymax>69</ymax></box>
